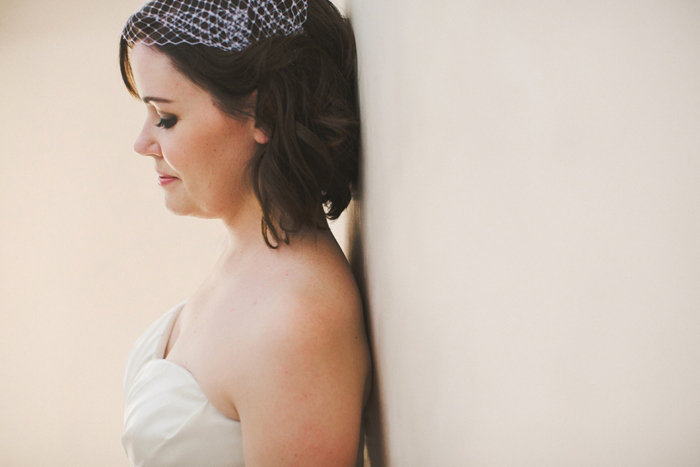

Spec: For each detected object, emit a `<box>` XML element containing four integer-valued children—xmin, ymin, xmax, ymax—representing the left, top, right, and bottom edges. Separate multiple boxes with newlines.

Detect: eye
<box><xmin>156</xmin><ymin>116</ymin><xmax>178</xmax><ymax>129</ymax></box>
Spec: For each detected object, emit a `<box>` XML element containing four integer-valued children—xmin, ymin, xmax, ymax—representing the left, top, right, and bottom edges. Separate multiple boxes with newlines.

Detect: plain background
<box><xmin>2</xmin><ymin>0</ymin><xmax>700</xmax><ymax>466</ymax></box>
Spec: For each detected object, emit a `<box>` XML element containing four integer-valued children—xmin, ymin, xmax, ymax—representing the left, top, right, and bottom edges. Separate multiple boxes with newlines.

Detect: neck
<box><xmin>218</xmin><ymin>192</ymin><xmax>331</xmax><ymax>264</ymax></box>
<box><xmin>220</xmin><ymin>192</ymin><xmax>269</xmax><ymax>261</ymax></box>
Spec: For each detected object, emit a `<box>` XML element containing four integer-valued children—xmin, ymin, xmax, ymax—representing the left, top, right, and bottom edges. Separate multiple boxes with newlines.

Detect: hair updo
<box><xmin>119</xmin><ymin>0</ymin><xmax>359</xmax><ymax>248</ymax></box>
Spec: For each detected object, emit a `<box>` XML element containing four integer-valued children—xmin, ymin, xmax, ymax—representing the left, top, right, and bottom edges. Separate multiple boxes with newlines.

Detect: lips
<box><xmin>157</xmin><ymin>172</ymin><xmax>180</xmax><ymax>186</ymax></box>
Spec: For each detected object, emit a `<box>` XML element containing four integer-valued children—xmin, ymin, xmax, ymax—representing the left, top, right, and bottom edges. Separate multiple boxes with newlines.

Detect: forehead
<box><xmin>129</xmin><ymin>42</ymin><xmax>204</xmax><ymax>103</ymax></box>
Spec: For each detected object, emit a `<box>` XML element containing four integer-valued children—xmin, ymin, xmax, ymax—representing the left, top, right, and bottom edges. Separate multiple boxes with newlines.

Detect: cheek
<box><xmin>161</xmin><ymin>131</ymin><xmax>207</xmax><ymax>173</ymax></box>
<box><xmin>157</xmin><ymin>133</ymin><xmax>187</xmax><ymax>170</ymax></box>
<box><xmin>214</xmin><ymin>124</ymin><xmax>258</xmax><ymax>169</ymax></box>
<box><xmin>164</xmin><ymin>118</ymin><xmax>257</xmax><ymax>183</ymax></box>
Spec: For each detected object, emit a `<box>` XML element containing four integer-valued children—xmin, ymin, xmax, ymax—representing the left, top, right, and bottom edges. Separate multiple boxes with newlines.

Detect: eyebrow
<box><xmin>142</xmin><ymin>96</ymin><xmax>174</xmax><ymax>104</ymax></box>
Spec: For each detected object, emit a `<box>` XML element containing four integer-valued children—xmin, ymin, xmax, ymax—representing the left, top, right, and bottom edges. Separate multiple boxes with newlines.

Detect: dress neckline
<box><xmin>159</xmin><ymin>301</ymin><xmax>184</xmax><ymax>360</ymax></box>
<box><xmin>152</xmin><ymin>302</ymin><xmax>241</xmax><ymax>424</ymax></box>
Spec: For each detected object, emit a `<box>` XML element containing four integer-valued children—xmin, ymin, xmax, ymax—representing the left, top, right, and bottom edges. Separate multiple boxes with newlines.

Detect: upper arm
<box><xmin>234</xmin><ymin>293</ymin><xmax>368</xmax><ymax>466</ymax></box>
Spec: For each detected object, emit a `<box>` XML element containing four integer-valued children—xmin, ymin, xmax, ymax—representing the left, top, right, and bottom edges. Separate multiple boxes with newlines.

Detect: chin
<box><xmin>165</xmin><ymin>198</ymin><xmax>220</xmax><ymax>220</ymax></box>
<box><xmin>165</xmin><ymin>205</ymin><xmax>193</xmax><ymax>217</ymax></box>
<box><xmin>164</xmin><ymin>196</ymin><xmax>199</xmax><ymax>217</ymax></box>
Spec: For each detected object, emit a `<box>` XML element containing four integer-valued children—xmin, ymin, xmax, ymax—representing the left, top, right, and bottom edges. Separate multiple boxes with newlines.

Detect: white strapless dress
<box><xmin>122</xmin><ymin>302</ymin><xmax>245</xmax><ymax>466</ymax></box>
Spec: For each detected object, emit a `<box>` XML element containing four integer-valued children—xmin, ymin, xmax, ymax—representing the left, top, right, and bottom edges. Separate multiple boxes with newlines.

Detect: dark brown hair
<box><xmin>120</xmin><ymin>0</ymin><xmax>359</xmax><ymax>248</ymax></box>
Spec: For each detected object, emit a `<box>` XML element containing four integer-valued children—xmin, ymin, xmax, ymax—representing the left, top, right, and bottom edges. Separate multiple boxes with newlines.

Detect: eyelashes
<box><xmin>156</xmin><ymin>116</ymin><xmax>178</xmax><ymax>129</ymax></box>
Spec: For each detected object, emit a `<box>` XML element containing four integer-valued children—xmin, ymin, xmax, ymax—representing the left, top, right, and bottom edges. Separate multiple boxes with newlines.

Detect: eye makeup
<box><xmin>156</xmin><ymin>116</ymin><xmax>178</xmax><ymax>129</ymax></box>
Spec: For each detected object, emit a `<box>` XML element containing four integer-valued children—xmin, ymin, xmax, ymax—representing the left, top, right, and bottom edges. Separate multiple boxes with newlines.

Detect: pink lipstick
<box><xmin>157</xmin><ymin>174</ymin><xmax>179</xmax><ymax>186</ymax></box>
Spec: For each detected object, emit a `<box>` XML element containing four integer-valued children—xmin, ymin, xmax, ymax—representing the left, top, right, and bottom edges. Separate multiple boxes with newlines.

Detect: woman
<box><xmin>118</xmin><ymin>1</ymin><xmax>371</xmax><ymax>465</ymax></box>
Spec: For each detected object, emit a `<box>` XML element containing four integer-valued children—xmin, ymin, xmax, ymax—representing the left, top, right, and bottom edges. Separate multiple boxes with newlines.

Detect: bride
<box><xmin>119</xmin><ymin>1</ymin><xmax>371</xmax><ymax>465</ymax></box>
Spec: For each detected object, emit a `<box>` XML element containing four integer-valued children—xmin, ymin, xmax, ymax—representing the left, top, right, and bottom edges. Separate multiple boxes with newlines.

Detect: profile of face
<box><xmin>129</xmin><ymin>42</ymin><xmax>269</xmax><ymax>220</ymax></box>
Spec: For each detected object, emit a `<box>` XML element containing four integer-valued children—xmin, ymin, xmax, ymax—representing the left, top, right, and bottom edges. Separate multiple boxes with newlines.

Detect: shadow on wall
<box><xmin>348</xmin><ymin>197</ymin><xmax>386</xmax><ymax>467</ymax></box>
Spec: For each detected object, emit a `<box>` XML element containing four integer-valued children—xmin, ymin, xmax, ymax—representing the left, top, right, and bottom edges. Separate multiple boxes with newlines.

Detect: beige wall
<box><xmin>350</xmin><ymin>0</ymin><xmax>700</xmax><ymax>466</ymax></box>
<box><xmin>0</xmin><ymin>0</ymin><xmax>345</xmax><ymax>466</ymax></box>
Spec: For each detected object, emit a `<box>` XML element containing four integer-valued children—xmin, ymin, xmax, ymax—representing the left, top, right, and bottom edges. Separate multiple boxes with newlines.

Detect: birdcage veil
<box><xmin>122</xmin><ymin>0</ymin><xmax>308</xmax><ymax>52</ymax></box>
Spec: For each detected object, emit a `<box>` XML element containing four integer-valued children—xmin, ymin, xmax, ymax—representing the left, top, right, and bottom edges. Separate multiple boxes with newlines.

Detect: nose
<box><xmin>133</xmin><ymin>121</ymin><xmax>162</xmax><ymax>157</ymax></box>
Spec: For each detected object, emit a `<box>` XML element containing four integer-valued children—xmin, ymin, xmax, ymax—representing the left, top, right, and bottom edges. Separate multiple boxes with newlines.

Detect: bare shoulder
<box><xmin>234</xmin><ymin>234</ymin><xmax>370</xmax><ymax>466</ymax></box>
<box><xmin>263</xmin><ymin>231</ymin><xmax>367</xmax><ymax>348</ymax></box>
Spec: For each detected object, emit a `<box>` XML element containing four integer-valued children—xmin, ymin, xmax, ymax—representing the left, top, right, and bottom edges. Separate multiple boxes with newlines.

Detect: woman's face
<box><xmin>129</xmin><ymin>42</ymin><xmax>268</xmax><ymax>219</ymax></box>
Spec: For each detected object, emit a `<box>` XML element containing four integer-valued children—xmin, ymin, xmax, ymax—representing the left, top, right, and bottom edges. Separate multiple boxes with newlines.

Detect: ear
<box><xmin>254</xmin><ymin>126</ymin><xmax>269</xmax><ymax>145</ymax></box>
